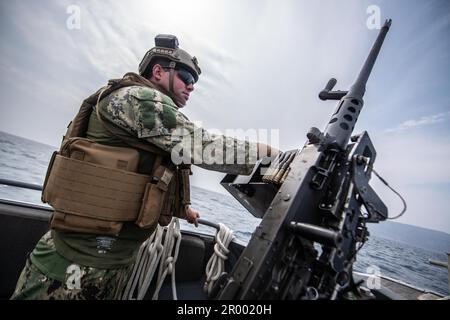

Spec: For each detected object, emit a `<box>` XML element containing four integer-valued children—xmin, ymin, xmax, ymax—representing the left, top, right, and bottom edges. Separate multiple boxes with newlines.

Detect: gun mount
<box><xmin>217</xmin><ymin>20</ymin><xmax>393</xmax><ymax>300</ymax></box>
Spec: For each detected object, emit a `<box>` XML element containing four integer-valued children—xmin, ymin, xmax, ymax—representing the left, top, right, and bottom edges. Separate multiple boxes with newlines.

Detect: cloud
<box><xmin>385</xmin><ymin>111</ymin><xmax>450</xmax><ymax>133</ymax></box>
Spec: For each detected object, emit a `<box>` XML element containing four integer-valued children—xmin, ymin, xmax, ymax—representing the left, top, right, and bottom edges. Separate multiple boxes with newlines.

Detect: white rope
<box><xmin>203</xmin><ymin>223</ymin><xmax>235</xmax><ymax>295</ymax></box>
<box><xmin>121</xmin><ymin>218</ymin><xmax>181</xmax><ymax>300</ymax></box>
<box><xmin>121</xmin><ymin>225</ymin><xmax>163</xmax><ymax>299</ymax></box>
<box><xmin>152</xmin><ymin>218</ymin><xmax>182</xmax><ymax>300</ymax></box>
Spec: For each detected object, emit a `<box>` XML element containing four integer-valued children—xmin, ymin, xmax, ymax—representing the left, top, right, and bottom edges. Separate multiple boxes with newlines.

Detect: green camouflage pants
<box><xmin>10</xmin><ymin>258</ymin><xmax>132</xmax><ymax>300</ymax></box>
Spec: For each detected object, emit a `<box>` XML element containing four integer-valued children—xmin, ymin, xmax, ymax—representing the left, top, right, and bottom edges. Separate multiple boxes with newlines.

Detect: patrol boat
<box><xmin>0</xmin><ymin>178</ymin><xmax>446</xmax><ymax>300</ymax></box>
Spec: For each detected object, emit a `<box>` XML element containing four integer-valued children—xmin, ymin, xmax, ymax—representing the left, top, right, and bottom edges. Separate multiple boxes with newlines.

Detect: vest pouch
<box><xmin>61</xmin><ymin>137</ymin><xmax>140</xmax><ymax>172</ymax></box>
<box><xmin>41</xmin><ymin>151</ymin><xmax>58</xmax><ymax>203</ymax></box>
<box><xmin>136</xmin><ymin>165</ymin><xmax>173</xmax><ymax>228</ymax></box>
<box><xmin>43</xmin><ymin>138</ymin><xmax>152</xmax><ymax>235</ymax></box>
<box><xmin>50</xmin><ymin>211</ymin><xmax>123</xmax><ymax>235</ymax></box>
<box><xmin>158</xmin><ymin>176</ymin><xmax>178</xmax><ymax>226</ymax></box>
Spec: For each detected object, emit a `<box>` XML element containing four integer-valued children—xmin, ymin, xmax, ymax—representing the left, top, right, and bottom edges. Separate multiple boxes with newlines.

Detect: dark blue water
<box><xmin>0</xmin><ymin>131</ymin><xmax>448</xmax><ymax>296</ymax></box>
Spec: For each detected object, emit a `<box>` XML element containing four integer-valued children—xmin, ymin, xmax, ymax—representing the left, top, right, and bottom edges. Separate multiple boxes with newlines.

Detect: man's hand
<box><xmin>186</xmin><ymin>206</ymin><xmax>200</xmax><ymax>227</ymax></box>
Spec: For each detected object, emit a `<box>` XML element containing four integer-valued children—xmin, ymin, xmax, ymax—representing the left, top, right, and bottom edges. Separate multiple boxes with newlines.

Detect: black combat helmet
<box><xmin>139</xmin><ymin>34</ymin><xmax>201</xmax><ymax>82</ymax></box>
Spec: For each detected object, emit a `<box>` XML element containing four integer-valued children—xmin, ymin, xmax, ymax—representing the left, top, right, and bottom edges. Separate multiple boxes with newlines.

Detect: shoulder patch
<box><xmin>161</xmin><ymin>105</ymin><xmax>177</xmax><ymax>130</ymax></box>
<box><xmin>128</xmin><ymin>86</ymin><xmax>157</xmax><ymax>101</ymax></box>
<box><xmin>128</xmin><ymin>86</ymin><xmax>177</xmax><ymax>109</ymax></box>
<box><xmin>140</xmin><ymin>100</ymin><xmax>156</xmax><ymax>130</ymax></box>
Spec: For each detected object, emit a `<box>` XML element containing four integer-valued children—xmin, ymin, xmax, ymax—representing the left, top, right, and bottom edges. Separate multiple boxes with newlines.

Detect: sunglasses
<box><xmin>175</xmin><ymin>68</ymin><xmax>196</xmax><ymax>86</ymax></box>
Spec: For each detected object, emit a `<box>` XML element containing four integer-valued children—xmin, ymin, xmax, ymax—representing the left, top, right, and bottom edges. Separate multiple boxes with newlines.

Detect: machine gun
<box><xmin>216</xmin><ymin>20</ymin><xmax>394</xmax><ymax>300</ymax></box>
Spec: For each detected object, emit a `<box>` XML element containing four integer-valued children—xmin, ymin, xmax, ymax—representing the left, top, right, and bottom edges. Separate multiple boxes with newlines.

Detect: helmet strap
<box><xmin>169</xmin><ymin>68</ymin><xmax>175</xmax><ymax>96</ymax></box>
<box><xmin>166</xmin><ymin>61</ymin><xmax>184</xmax><ymax>108</ymax></box>
<box><xmin>149</xmin><ymin>61</ymin><xmax>184</xmax><ymax>108</ymax></box>
<box><xmin>167</xmin><ymin>68</ymin><xmax>183</xmax><ymax>108</ymax></box>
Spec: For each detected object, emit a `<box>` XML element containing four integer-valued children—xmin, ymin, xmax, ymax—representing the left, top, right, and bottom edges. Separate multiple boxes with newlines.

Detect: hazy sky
<box><xmin>0</xmin><ymin>0</ymin><xmax>449</xmax><ymax>233</ymax></box>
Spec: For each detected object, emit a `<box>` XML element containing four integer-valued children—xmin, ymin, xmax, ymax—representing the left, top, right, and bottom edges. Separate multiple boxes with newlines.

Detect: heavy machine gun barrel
<box><xmin>321</xmin><ymin>19</ymin><xmax>392</xmax><ymax>149</ymax></box>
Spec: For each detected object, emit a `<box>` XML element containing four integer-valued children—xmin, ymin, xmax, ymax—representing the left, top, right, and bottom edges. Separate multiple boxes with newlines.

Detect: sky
<box><xmin>0</xmin><ymin>0</ymin><xmax>449</xmax><ymax>233</ymax></box>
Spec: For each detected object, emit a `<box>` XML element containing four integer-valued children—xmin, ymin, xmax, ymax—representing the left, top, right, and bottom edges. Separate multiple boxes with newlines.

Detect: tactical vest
<box><xmin>42</xmin><ymin>73</ymin><xmax>191</xmax><ymax>236</ymax></box>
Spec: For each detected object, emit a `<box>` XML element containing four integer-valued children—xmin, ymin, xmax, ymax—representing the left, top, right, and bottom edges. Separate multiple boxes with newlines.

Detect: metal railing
<box><xmin>0</xmin><ymin>178</ymin><xmax>43</xmax><ymax>191</ymax></box>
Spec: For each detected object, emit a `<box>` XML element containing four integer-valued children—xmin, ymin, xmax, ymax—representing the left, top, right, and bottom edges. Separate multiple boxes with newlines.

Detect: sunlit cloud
<box><xmin>385</xmin><ymin>111</ymin><xmax>450</xmax><ymax>133</ymax></box>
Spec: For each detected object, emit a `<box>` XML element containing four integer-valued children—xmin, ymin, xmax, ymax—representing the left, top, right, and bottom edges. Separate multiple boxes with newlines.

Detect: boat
<box><xmin>0</xmin><ymin>178</ymin><xmax>446</xmax><ymax>300</ymax></box>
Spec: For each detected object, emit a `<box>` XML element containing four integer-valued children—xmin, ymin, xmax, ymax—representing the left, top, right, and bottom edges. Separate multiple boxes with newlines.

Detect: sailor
<box><xmin>11</xmin><ymin>34</ymin><xmax>278</xmax><ymax>299</ymax></box>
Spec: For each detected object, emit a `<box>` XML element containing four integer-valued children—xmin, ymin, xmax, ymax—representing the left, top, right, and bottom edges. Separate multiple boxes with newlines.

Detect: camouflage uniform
<box><xmin>11</xmin><ymin>232</ymin><xmax>132</xmax><ymax>300</ymax></box>
<box><xmin>11</xmin><ymin>78</ymin><xmax>258</xmax><ymax>300</ymax></box>
<box><xmin>96</xmin><ymin>85</ymin><xmax>256</xmax><ymax>175</ymax></box>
